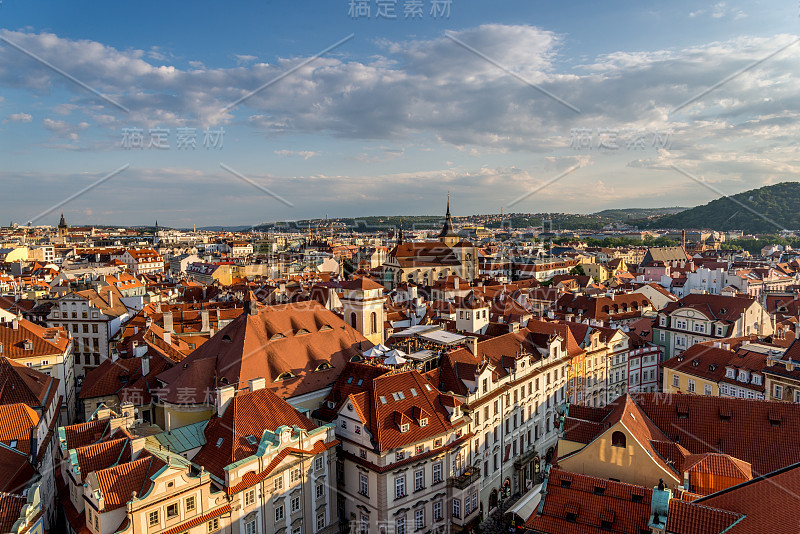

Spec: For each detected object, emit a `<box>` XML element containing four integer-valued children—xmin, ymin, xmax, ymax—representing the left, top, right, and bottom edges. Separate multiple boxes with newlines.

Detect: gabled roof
<box><xmin>0</xmin><ymin>318</ymin><xmax>69</xmax><ymax>358</ymax></box>
<box><xmin>192</xmin><ymin>386</ymin><xmax>317</xmax><ymax>480</ymax></box>
<box><xmin>94</xmin><ymin>454</ymin><xmax>166</xmax><ymax>511</ymax></box>
<box><xmin>0</xmin><ymin>404</ymin><xmax>38</xmax><ymax>455</ymax></box>
<box><xmin>0</xmin><ymin>356</ymin><xmax>58</xmax><ymax>409</ymax></box>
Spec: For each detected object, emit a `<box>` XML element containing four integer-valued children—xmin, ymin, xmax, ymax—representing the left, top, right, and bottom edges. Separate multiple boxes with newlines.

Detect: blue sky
<box><xmin>1</xmin><ymin>0</ymin><xmax>798</xmax><ymax>226</ymax></box>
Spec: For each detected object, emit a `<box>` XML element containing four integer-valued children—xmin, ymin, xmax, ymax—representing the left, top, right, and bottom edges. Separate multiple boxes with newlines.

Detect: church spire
<box><xmin>397</xmin><ymin>218</ymin><xmax>404</xmax><ymax>245</ymax></box>
<box><xmin>446</xmin><ymin>192</ymin><xmax>451</xmax><ymax>219</ymax></box>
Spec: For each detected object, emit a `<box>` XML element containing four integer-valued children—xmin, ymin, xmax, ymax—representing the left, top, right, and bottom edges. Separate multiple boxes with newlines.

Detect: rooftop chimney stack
<box><xmin>216</xmin><ymin>385</ymin><xmax>235</xmax><ymax>417</ymax></box>
<box><xmin>163</xmin><ymin>311</ymin><xmax>174</xmax><ymax>333</ymax></box>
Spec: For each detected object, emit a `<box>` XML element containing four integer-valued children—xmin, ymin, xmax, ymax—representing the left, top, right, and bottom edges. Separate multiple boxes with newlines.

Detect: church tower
<box><xmin>341</xmin><ymin>278</ymin><xmax>386</xmax><ymax>345</ymax></box>
<box><xmin>438</xmin><ymin>194</ymin><xmax>460</xmax><ymax>248</ymax></box>
<box><xmin>57</xmin><ymin>213</ymin><xmax>68</xmax><ymax>238</ymax></box>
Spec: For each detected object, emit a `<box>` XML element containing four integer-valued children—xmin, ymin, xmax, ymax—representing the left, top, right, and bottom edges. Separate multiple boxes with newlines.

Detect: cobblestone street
<box><xmin>477</xmin><ymin>495</ymin><xmax>521</xmax><ymax>534</ymax></box>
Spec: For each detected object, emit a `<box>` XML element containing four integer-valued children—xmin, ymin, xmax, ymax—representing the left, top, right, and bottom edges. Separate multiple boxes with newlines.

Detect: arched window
<box><xmin>350</xmin><ymin>313</ymin><xmax>357</xmax><ymax>329</ymax></box>
<box><xmin>611</xmin><ymin>431</ymin><xmax>626</xmax><ymax>448</ymax></box>
<box><xmin>370</xmin><ymin>312</ymin><xmax>377</xmax><ymax>334</ymax></box>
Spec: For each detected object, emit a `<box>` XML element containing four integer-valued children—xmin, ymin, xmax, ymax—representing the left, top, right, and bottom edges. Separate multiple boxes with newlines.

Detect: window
<box><xmin>360</xmin><ymin>472</ymin><xmax>369</xmax><ymax>496</ymax></box>
<box><xmin>341</xmin><ymin>420</ymin><xmax>347</xmax><ymax>429</ymax></box>
<box><xmin>400</xmin><ymin>423</ymin><xmax>409</xmax><ymax>433</ymax></box>
<box><xmin>274</xmin><ymin>476</ymin><xmax>284</xmax><ymax>492</ymax></box>
<box><xmin>672</xmin><ymin>374</ymin><xmax>680</xmax><ymax>388</ymax></box>
<box><xmin>396</xmin><ymin>475</ymin><xmax>406</xmax><ymax>498</ymax></box>
<box><xmin>415</xmin><ymin>508</ymin><xmax>425</xmax><ymax>529</ymax></box>
<box><xmin>360</xmin><ymin>514</ymin><xmax>369</xmax><ymax>534</ymax></box>
<box><xmin>453</xmin><ymin>498</ymin><xmax>461</xmax><ymax>518</ymax></box>
<box><xmin>317</xmin><ymin>512</ymin><xmax>326</xmax><ymax>532</ymax></box>
<box><xmin>775</xmin><ymin>385</ymin><xmax>783</xmax><ymax>399</ymax></box>
<box><xmin>432</xmin><ymin>462</ymin><xmax>443</xmax><ymax>484</ymax></box>
<box><xmin>396</xmin><ymin>517</ymin><xmax>406</xmax><ymax>534</ymax></box>
<box><xmin>434</xmin><ymin>438</ymin><xmax>443</xmax><ymax>448</ymax></box>
<box><xmin>245</xmin><ymin>520</ymin><xmax>257</xmax><ymax>534</ymax></box>
<box><xmin>245</xmin><ymin>489</ymin><xmax>255</xmax><ymax>507</ymax></box>
<box><xmin>433</xmin><ymin>501</ymin><xmax>443</xmax><ymax>521</ymax></box>
<box><xmin>291</xmin><ymin>496</ymin><xmax>301</xmax><ymax>513</ymax></box>
<box><xmin>360</xmin><ymin>449</ymin><xmax>367</xmax><ymax>459</ymax></box>
<box><xmin>688</xmin><ymin>379</ymin><xmax>695</xmax><ymax>393</ymax></box>
<box><xmin>396</xmin><ymin>450</ymin><xmax>405</xmax><ymax>461</ymax></box>
<box><xmin>414</xmin><ymin>469</ymin><xmax>424</xmax><ymax>491</ymax></box>
<box><xmin>276</xmin><ymin>504</ymin><xmax>285</xmax><ymax>521</ymax></box>
<box><xmin>316</xmin><ymin>483</ymin><xmax>324</xmax><ymax>499</ymax></box>
<box><xmin>186</xmin><ymin>496</ymin><xmax>196</xmax><ymax>512</ymax></box>
<box><xmin>167</xmin><ymin>503</ymin><xmax>179</xmax><ymax>518</ymax></box>
<box><xmin>704</xmin><ymin>384</ymin><xmax>713</xmax><ymax>396</ymax></box>
<box><xmin>208</xmin><ymin>518</ymin><xmax>219</xmax><ymax>532</ymax></box>
<box><xmin>611</xmin><ymin>431</ymin><xmax>626</xmax><ymax>448</ymax></box>
<box><xmin>290</xmin><ymin>468</ymin><xmax>301</xmax><ymax>483</ymax></box>
<box><xmin>419</xmin><ymin>418</ymin><xmax>428</xmax><ymax>427</ymax></box>
<box><xmin>355</xmin><ymin>425</ymin><xmax>361</xmax><ymax>434</ymax></box>
<box><xmin>149</xmin><ymin>511</ymin><xmax>159</xmax><ymax>527</ymax></box>
<box><xmin>415</xmin><ymin>444</ymin><xmax>424</xmax><ymax>455</ymax></box>
<box><xmin>315</xmin><ymin>456</ymin><xmax>324</xmax><ymax>471</ymax></box>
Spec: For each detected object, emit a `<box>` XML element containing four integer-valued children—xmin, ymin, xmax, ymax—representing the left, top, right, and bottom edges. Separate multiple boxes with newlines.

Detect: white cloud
<box><xmin>5</xmin><ymin>112</ymin><xmax>32</xmax><ymax>123</ymax></box>
<box><xmin>274</xmin><ymin>149</ymin><xmax>321</xmax><ymax>159</ymax></box>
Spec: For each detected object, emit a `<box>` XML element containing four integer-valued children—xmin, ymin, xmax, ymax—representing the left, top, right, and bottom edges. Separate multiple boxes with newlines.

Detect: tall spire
<box><xmin>398</xmin><ymin>219</ymin><xmax>404</xmax><ymax>245</ymax></box>
<box><xmin>446</xmin><ymin>192</ymin><xmax>451</xmax><ymax>218</ymax></box>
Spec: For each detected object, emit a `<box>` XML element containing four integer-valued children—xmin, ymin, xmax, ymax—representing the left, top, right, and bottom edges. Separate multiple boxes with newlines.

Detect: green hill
<box><xmin>649</xmin><ymin>182</ymin><xmax>800</xmax><ymax>233</ymax></box>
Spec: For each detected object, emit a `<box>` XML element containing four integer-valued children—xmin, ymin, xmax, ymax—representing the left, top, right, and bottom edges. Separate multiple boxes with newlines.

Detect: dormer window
<box><xmin>400</xmin><ymin>423</ymin><xmax>410</xmax><ymax>433</ymax></box>
<box><xmin>276</xmin><ymin>372</ymin><xmax>295</xmax><ymax>381</ymax></box>
<box><xmin>725</xmin><ymin>368</ymin><xmax>735</xmax><ymax>379</ymax></box>
<box><xmin>420</xmin><ymin>418</ymin><xmax>428</xmax><ymax>427</ymax></box>
<box><xmin>751</xmin><ymin>374</ymin><xmax>762</xmax><ymax>385</ymax></box>
<box><xmin>315</xmin><ymin>362</ymin><xmax>332</xmax><ymax>371</ymax></box>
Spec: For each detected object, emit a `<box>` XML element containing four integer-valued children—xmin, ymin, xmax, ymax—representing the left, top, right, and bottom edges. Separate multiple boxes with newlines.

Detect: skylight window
<box><xmin>357</xmin><ymin>379</ymin><xmax>363</xmax><ymax>386</ymax></box>
<box><xmin>347</xmin><ymin>377</ymin><xmax>354</xmax><ymax>384</ymax></box>
<box><xmin>424</xmin><ymin>384</ymin><xmax>433</xmax><ymax>391</ymax></box>
<box><xmin>397</xmin><ymin>391</ymin><xmax>406</xmax><ymax>400</ymax></box>
<box><xmin>410</xmin><ymin>388</ymin><xmax>418</xmax><ymax>397</ymax></box>
<box><xmin>216</xmin><ymin>438</ymin><xmax>224</xmax><ymax>448</ymax></box>
<box><xmin>379</xmin><ymin>396</ymin><xmax>387</xmax><ymax>404</ymax></box>
<box><xmin>246</xmin><ymin>435</ymin><xmax>258</xmax><ymax>445</ymax></box>
<box><xmin>9</xmin><ymin>440</ymin><xmax>17</xmax><ymax>449</ymax></box>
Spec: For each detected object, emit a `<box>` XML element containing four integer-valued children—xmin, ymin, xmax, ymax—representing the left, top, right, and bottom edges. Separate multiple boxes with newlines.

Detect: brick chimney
<box><xmin>163</xmin><ymin>311</ymin><xmax>174</xmax><ymax>333</ymax></box>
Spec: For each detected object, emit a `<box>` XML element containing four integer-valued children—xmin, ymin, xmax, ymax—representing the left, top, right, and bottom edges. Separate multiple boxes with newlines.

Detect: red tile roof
<box><xmin>192</xmin><ymin>386</ymin><xmax>317</xmax><ymax>480</ymax></box>
<box><xmin>94</xmin><ymin>454</ymin><xmax>166</xmax><ymax>511</ymax></box>
<box><xmin>0</xmin><ymin>355</ymin><xmax>58</xmax><ymax>409</ymax></box>
<box><xmin>156</xmin><ymin>301</ymin><xmax>371</xmax><ymax>403</ymax></box>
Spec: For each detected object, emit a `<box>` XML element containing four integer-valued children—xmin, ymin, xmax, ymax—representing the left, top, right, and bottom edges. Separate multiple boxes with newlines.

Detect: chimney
<box><xmin>141</xmin><ymin>355</ymin><xmax>150</xmax><ymax>377</ymax></box>
<box><xmin>107</xmin><ymin>290</ymin><xmax>114</xmax><ymax>307</ymax></box>
<box><xmin>134</xmin><ymin>326</ymin><xmax>139</xmax><ymax>335</ymax></box>
<box><xmin>649</xmin><ymin>479</ymin><xmax>671</xmax><ymax>532</ymax></box>
<box><xmin>467</xmin><ymin>337</ymin><xmax>478</xmax><ymax>356</ymax></box>
<box><xmin>249</xmin><ymin>377</ymin><xmax>266</xmax><ymax>392</ymax></box>
<box><xmin>163</xmin><ymin>311</ymin><xmax>174</xmax><ymax>333</ymax></box>
<box><xmin>216</xmin><ymin>385</ymin><xmax>235</xmax><ymax>417</ymax></box>
<box><xmin>164</xmin><ymin>331</ymin><xmax>171</xmax><ymax>344</ymax></box>
<box><xmin>201</xmin><ymin>309</ymin><xmax>210</xmax><ymax>332</ymax></box>
<box><xmin>11</xmin><ymin>318</ymin><xmax>18</xmax><ymax>330</ymax></box>
<box><xmin>454</xmin><ymin>278</ymin><xmax>460</xmax><ymax>290</ymax></box>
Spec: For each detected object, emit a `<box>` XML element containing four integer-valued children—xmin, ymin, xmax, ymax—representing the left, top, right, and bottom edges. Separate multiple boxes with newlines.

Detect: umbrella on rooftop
<box><xmin>384</xmin><ymin>349</ymin><xmax>408</xmax><ymax>365</ymax></box>
<box><xmin>363</xmin><ymin>346</ymin><xmax>384</xmax><ymax>358</ymax></box>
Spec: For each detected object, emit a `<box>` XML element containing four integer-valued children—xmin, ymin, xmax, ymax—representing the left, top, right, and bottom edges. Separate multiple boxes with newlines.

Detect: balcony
<box><xmin>514</xmin><ymin>448</ymin><xmax>538</xmax><ymax>469</ymax></box>
<box><xmin>448</xmin><ymin>467</ymin><xmax>480</xmax><ymax>490</ymax></box>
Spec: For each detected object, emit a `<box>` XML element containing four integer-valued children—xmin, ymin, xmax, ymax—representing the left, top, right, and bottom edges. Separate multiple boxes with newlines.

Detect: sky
<box><xmin>0</xmin><ymin>0</ymin><xmax>799</xmax><ymax>227</ymax></box>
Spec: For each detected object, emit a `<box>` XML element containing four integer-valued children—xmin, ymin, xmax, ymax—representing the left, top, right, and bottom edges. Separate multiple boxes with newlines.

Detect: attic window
<box><xmin>424</xmin><ymin>384</ymin><xmax>433</xmax><ymax>392</ymax></box>
<box><xmin>594</xmin><ymin>486</ymin><xmax>605</xmax><ymax>496</ymax></box>
<box><xmin>410</xmin><ymin>388</ymin><xmax>418</xmax><ymax>397</ymax></box>
<box><xmin>769</xmin><ymin>412</ymin><xmax>782</xmax><ymax>427</ymax></box>
<box><xmin>357</xmin><ymin>379</ymin><xmax>363</xmax><ymax>386</ymax></box>
<box><xmin>222</xmin><ymin>335</ymin><xmax>232</xmax><ymax>342</ymax></box>
<box><xmin>9</xmin><ymin>440</ymin><xmax>17</xmax><ymax>449</ymax></box>
<box><xmin>400</xmin><ymin>423</ymin><xmax>410</xmax><ymax>433</ymax></box>
<box><xmin>560</xmin><ymin>479</ymin><xmax>571</xmax><ymax>488</ymax></box>
<box><xmin>320</xmin><ymin>325</ymin><xmax>333</xmax><ymax>331</ymax></box>
<box><xmin>246</xmin><ymin>435</ymin><xmax>258</xmax><ymax>445</ymax></box>
<box><xmin>347</xmin><ymin>377</ymin><xmax>354</xmax><ymax>384</ymax></box>
<box><xmin>276</xmin><ymin>372</ymin><xmax>295</xmax><ymax>381</ymax></box>
<box><xmin>379</xmin><ymin>396</ymin><xmax>387</xmax><ymax>404</ymax></box>
<box><xmin>296</xmin><ymin>329</ymin><xmax>310</xmax><ymax>335</ymax></box>
<box><xmin>631</xmin><ymin>494</ymin><xmax>644</xmax><ymax>503</ymax></box>
<box><xmin>420</xmin><ymin>418</ymin><xmax>428</xmax><ymax>427</ymax></box>
<box><xmin>350</xmin><ymin>355</ymin><xmax>363</xmax><ymax>362</ymax></box>
<box><xmin>272</xmin><ymin>333</ymin><xmax>285</xmax><ymax>340</ymax></box>
<box><xmin>216</xmin><ymin>438</ymin><xmax>223</xmax><ymax>448</ymax></box>
<box><xmin>327</xmin><ymin>401</ymin><xmax>335</xmax><ymax>409</ymax></box>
